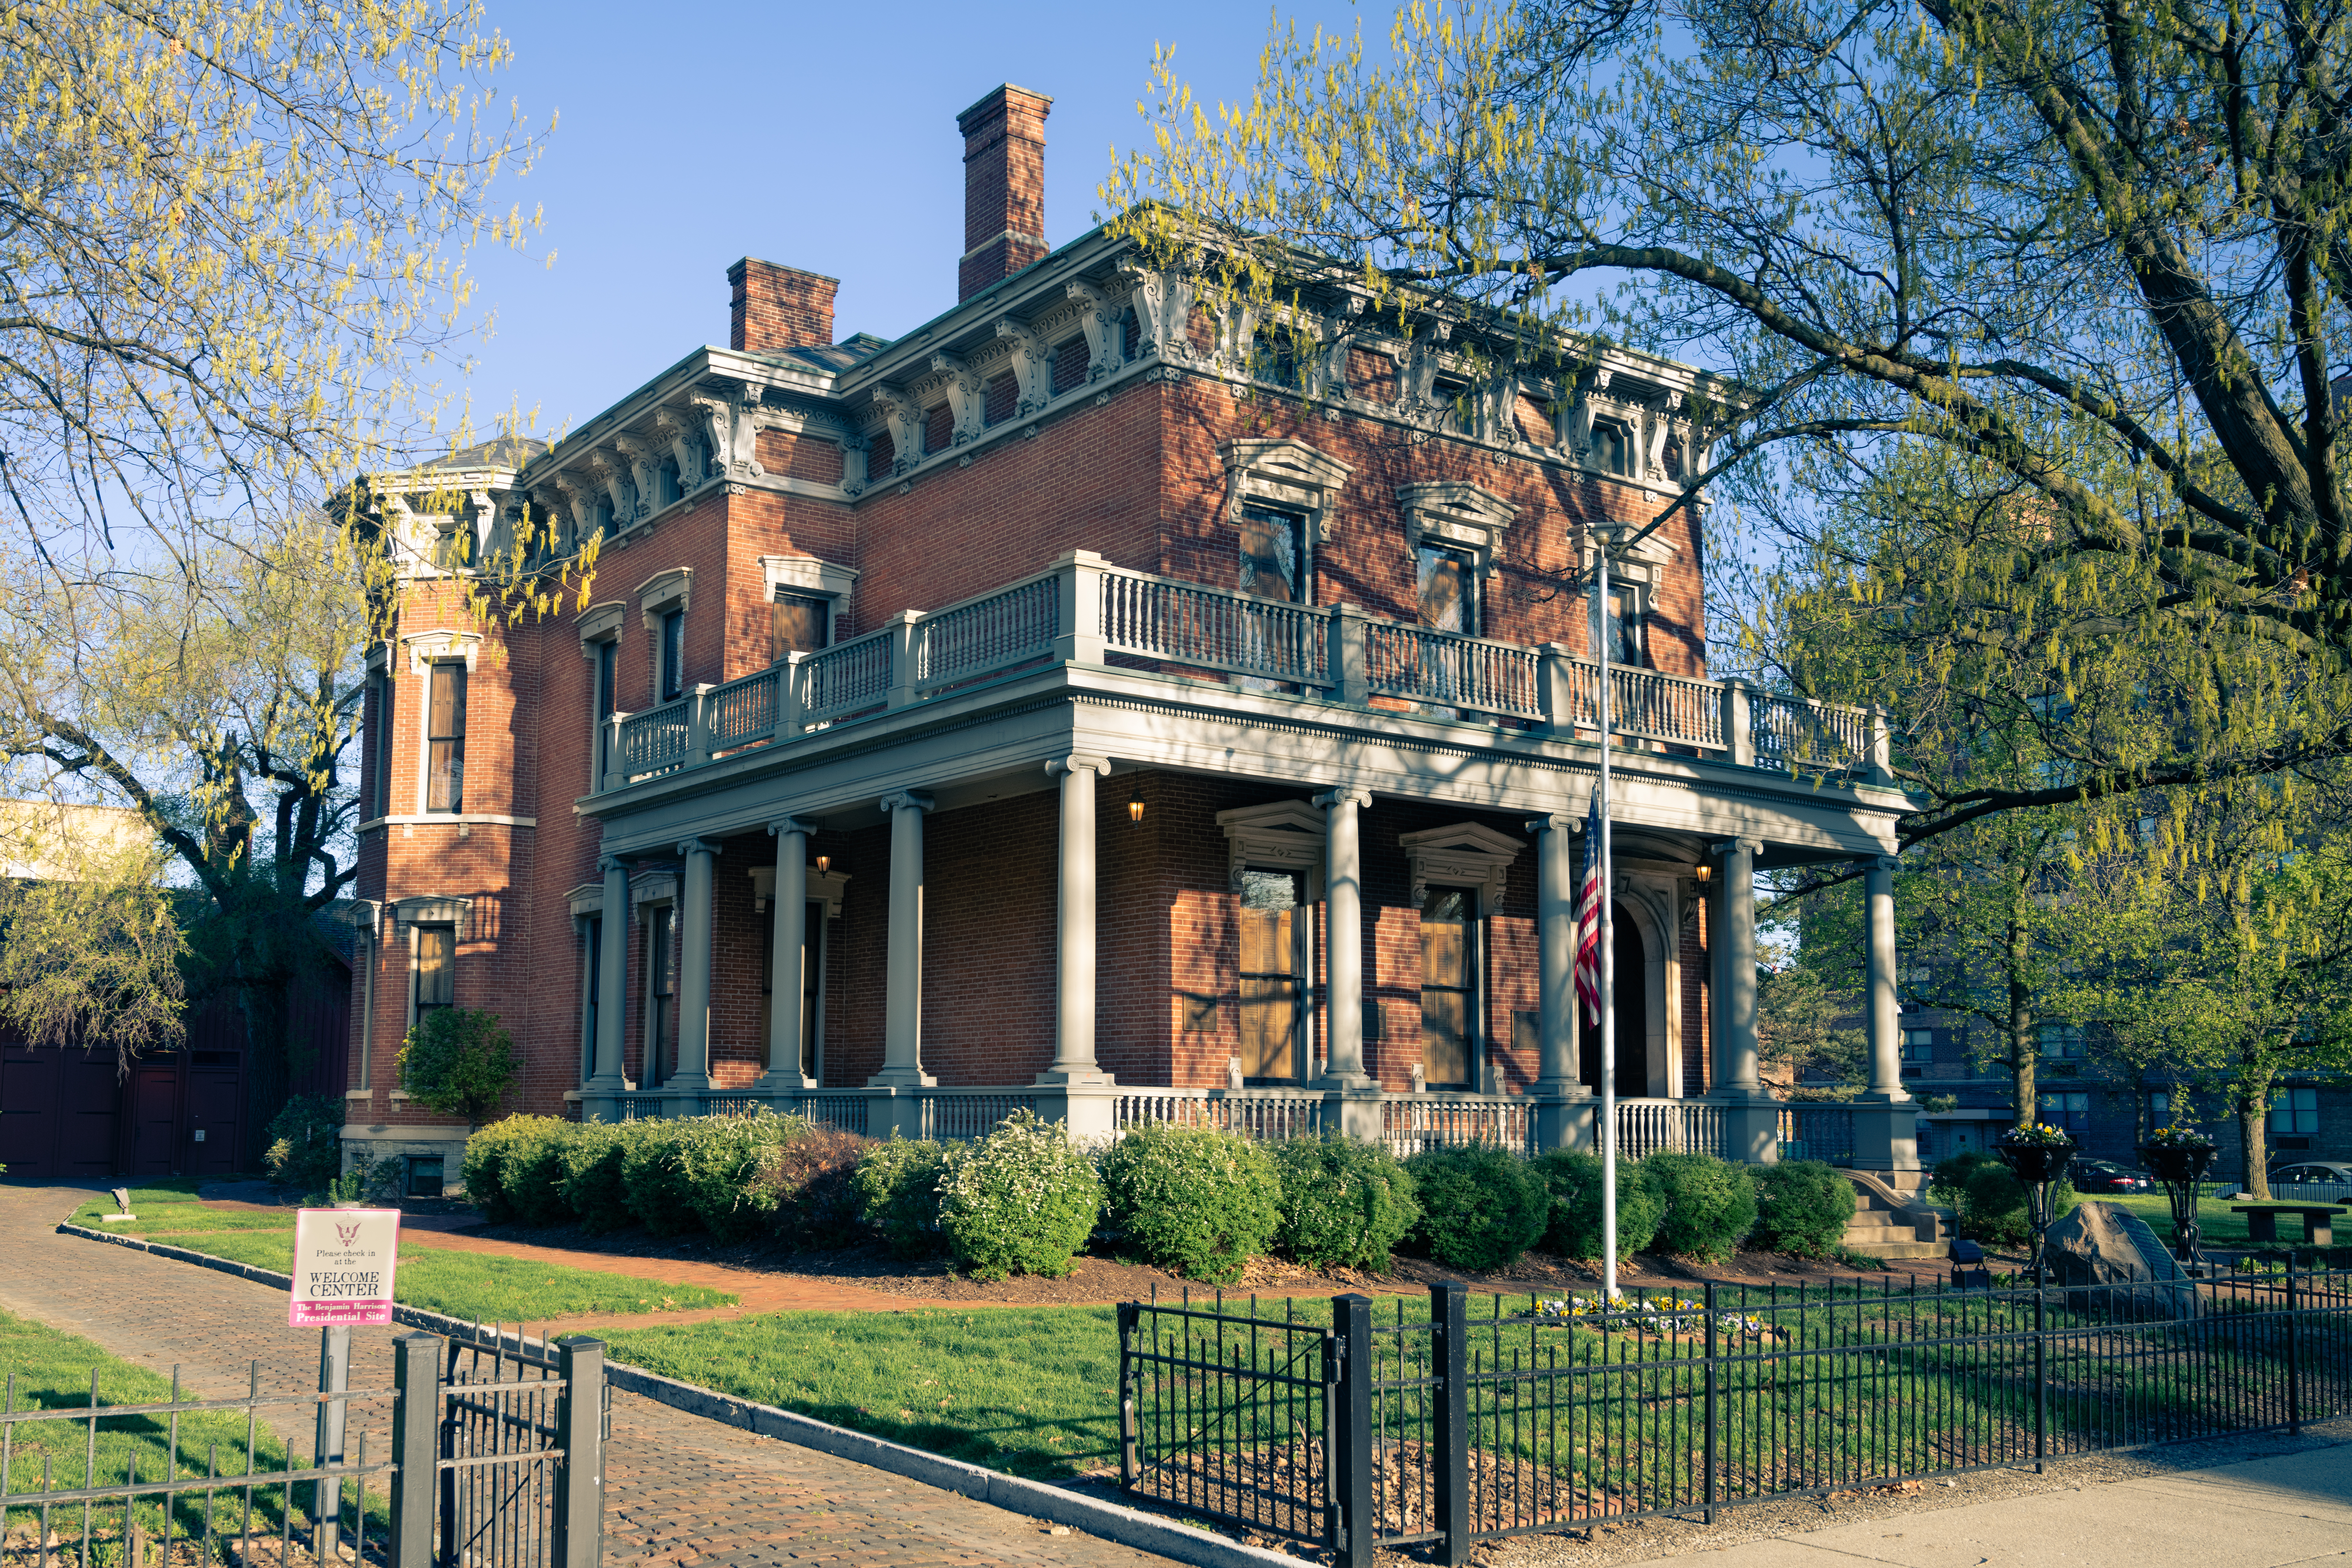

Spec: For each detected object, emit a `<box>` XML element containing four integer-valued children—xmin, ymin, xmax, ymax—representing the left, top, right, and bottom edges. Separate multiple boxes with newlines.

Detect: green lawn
<box><xmin>0</xmin><ymin>1306</ymin><xmax>375</xmax><ymax>1540</ymax></box>
<box><xmin>602</xmin><ymin>1305</ymin><xmax>1127</xmax><ymax>1479</ymax></box>
<box><xmin>64</xmin><ymin>1186</ymin><xmax>737</xmax><ymax>1323</ymax></box>
<box><xmin>2087</xmin><ymin>1192</ymin><xmax>2346</xmax><ymax>1246</ymax></box>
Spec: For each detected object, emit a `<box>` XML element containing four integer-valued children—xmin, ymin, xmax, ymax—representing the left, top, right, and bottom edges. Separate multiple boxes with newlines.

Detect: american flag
<box><xmin>1574</xmin><ymin>798</ymin><xmax>1604</xmax><ymax>1025</ymax></box>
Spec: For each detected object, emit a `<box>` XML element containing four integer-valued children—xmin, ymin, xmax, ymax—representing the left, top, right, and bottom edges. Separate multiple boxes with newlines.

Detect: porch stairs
<box><xmin>1840</xmin><ymin>1170</ymin><xmax>1952</xmax><ymax>1261</ymax></box>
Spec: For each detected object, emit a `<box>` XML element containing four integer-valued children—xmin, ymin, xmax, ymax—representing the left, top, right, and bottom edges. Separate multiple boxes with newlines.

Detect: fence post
<box><xmin>684</xmin><ymin>683</ymin><xmax>716</xmax><ymax>767</ymax></box>
<box><xmin>389</xmin><ymin>1334</ymin><xmax>441</xmax><ymax>1568</ymax></box>
<box><xmin>1053</xmin><ymin>550</ymin><xmax>1109</xmax><ymax>665</ymax></box>
<box><xmin>1431</xmin><ymin>1283</ymin><xmax>1470</xmax><ymax>1566</ymax></box>
<box><xmin>1329</xmin><ymin>605</ymin><xmax>1370</xmax><ymax>706</ymax></box>
<box><xmin>1331</xmin><ymin>1294</ymin><xmax>1375</xmax><ymax>1568</ymax></box>
<box><xmin>884</xmin><ymin>610</ymin><xmax>927</xmax><ymax>706</ymax></box>
<box><xmin>1116</xmin><ymin>1303</ymin><xmax>1140</xmax><ymax>1487</ymax></box>
<box><xmin>552</xmin><ymin>1337</ymin><xmax>606</xmax><ymax>1568</ymax></box>
<box><xmin>1704</xmin><ymin>1282</ymin><xmax>1719</xmax><ymax>1525</ymax></box>
<box><xmin>773</xmin><ymin>652</ymin><xmax>807</xmax><ymax>744</ymax></box>
<box><xmin>314</xmin><ymin>1325</ymin><xmax>350</xmax><ymax>1562</ymax></box>
<box><xmin>2033</xmin><ymin>1283</ymin><xmax>2048</xmax><ymax>1474</ymax></box>
<box><xmin>2286</xmin><ymin>1256</ymin><xmax>2302</xmax><ymax>1437</ymax></box>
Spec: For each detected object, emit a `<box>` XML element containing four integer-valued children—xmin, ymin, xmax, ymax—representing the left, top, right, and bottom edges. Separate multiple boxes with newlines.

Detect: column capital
<box><xmin>1524</xmin><ymin>812</ymin><xmax>1576</xmax><ymax>835</ymax></box>
<box><xmin>879</xmin><ymin>790</ymin><xmax>935</xmax><ymax>815</ymax></box>
<box><xmin>676</xmin><ymin>837</ymin><xmax>721</xmax><ymax>860</ymax></box>
<box><xmin>1045</xmin><ymin>753</ymin><xmax>1109</xmax><ymax>778</ymax></box>
<box><xmin>767</xmin><ymin>816</ymin><xmax>819</xmax><ymax>838</ymax></box>
<box><xmin>1313</xmin><ymin>786</ymin><xmax>1372</xmax><ymax>811</ymax></box>
<box><xmin>598</xmin><ymin>854</ymin><xmax>631</xmax><ymax>877</ymax></box>
<box><xmin>1868</xmin><ymin>853</ymin><xmax>1901</xmax><ymax>871</ymax></box>
<box><xmin>1710</xmin><ymin>837</ymin><xmax>1764</xmax><ymax>857</ymax></box>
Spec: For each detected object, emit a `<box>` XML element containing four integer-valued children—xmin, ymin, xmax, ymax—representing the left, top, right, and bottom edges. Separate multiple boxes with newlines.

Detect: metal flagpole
<box><xmin>1598</xmin><ymin>532</ymin><xmax>1617</xmax><ymax>1301</ymax></box>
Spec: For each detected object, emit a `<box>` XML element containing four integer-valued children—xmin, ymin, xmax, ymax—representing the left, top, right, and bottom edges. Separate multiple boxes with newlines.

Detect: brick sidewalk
<box><xmin>0</xmin><ymin>1180</ymin><xmax>1187</xmax><ymax>1568</ymax></box>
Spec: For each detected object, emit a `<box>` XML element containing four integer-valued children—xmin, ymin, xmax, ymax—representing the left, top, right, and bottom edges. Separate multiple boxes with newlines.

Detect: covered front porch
<box><xmin>570</xmin><ymin>550</ymin><xmax>1922</xmax><ymax>1178</ymax></box>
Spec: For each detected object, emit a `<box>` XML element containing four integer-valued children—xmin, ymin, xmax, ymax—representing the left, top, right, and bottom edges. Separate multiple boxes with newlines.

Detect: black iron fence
<box><xmin>1119</xmin><ymin>1266</ymin><xmax>2352</xmax><ymax>1567</ymax></box>
<box><xmin>1</xmin><ymin>1325</ymin><xmax>604</xmax><ymax>1568</ymax></box>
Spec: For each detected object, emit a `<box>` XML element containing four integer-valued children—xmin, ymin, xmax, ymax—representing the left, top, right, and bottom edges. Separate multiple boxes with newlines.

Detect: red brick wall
<box><xmin>729</xmin><ymin>259</ymin><xmax>837</xmax><ymax>352</ymax></box>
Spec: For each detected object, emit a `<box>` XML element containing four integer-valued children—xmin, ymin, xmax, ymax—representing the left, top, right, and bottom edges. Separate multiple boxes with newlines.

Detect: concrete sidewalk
<box><xmin>1605</xmin><ymin>1444</ymin><xmax>2352</xmax><ymax>1568</ymax></box>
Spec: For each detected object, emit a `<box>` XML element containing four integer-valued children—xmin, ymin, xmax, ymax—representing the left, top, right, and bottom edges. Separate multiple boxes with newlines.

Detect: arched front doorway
<box><xmin>1580</xmin><ymin>906</ymin><xmax>1651</xmax><ymax>1094</ymax></box>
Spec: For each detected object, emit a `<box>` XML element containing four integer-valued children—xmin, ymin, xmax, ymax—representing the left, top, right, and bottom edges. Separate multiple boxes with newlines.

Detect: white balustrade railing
<box><xmin>917</xmin><ymin>573</ymin><xmax>1059</xmax><ymax>687</ymax></box>
<box><xmin>1777</xmin><ymin>1105</ymin><xmax>1857</xmax><ymax>1164</ymax></box>
<box><xmin>1614</xmin><ymin>1099</ymin><xmax>1727</xmax><ymax>1160</ymax></box>
<box><xmin>1383</xmin><ymin>1093</ymin><xmax>1536</xmax><ymax>1157</ymax></box>
<box><xmin>1364</xmin><ymin>623</ymin><xmax>1542</xmax><ymax>719</ymax></box>
<box><xmin>1114</xmin><ymin>1089</ymin><xmax>1327</xmax><ymax>1141</ymax></box>
<box><xmin>589</xmin><ymin>553</ymin><xmax>1884</xmax><ymax>793</ymax></box>
<box><xmin>916</xmin><ymin>1091</ymin><xmax>1040</xmax><ymax>1141</ymax></box>
<box><xmin>1099</xmin><ymin>569</ymin><xmax>1330</xmax><ymax>687</ymax></box>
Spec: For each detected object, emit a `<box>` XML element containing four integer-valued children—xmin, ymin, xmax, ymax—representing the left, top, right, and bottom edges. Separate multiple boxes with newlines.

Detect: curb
<box><xmin>56</xmin><ymin>1222</ymin><xmax>1303</xmax><ymax>1568</ymax></box>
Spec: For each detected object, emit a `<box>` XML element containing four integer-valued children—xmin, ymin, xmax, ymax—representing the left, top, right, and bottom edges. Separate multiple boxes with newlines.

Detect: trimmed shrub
<box><xmin>670</xmin><ymin>1112</ymin><xmax>809</xmax><ymax>1243</ymax></box>
<box><xmin>1533</xmin><ymin>1150</ymin><xmax>1666</xmax><ymax>1264</ymax></box>
<box><xmin>263</xmin><ymin>1095</ymin><xmax>345</xmax><ymax>1195</ymax></box>
<box><xmin>1959</xmin><ymin>1162</ymin><xmax>2079</xmax><ymax>1246</ymax></box>
<box><xmin>500</xmin><ymin>1120</ymin><xmax>581</xmax><ymax>1228</ymax></box>
<box><xmin>1929</xmin><ymin>1151</ymin><xmax>1999</xmax><ymax>1208</ymax></box>
<box><xmin>1404</xmin><ymin>1144</ymin><xmax>1549</xmax><ymax>1272</ymax></box>
<box><xmin>1103</xmin><ymin>1124</ymin><xmax>1281</xmax><ymax>1283</ymax></box>
<box><xmin>462</xmin><ymin>1116</ymin><xmax>567</xmax><ymax>1224</ymax></box>
<box><xmin>559</xmin><ymin>1122</ymin><xmax>645</xmax><ymax>1234</ymax></box>
<box><xmin>1272</xmin><ymin>1135</ymin><xmax>1421</xmax><ymax>1270</ymax></box>
<box><xmin>398</xmin><ymin>1008</ymin><xmax>519</xmax><ymax>1126</ymax></box>
<box><xmin>619</xmin><ymin>1120</ymin><xmax>704</xmax><ymax>1237</ymax></box>
<box><xmin>753</xmin><ymin>1124</ymin><xmax>874</xmax><ymax>1250</ymax></box>
<box><xmin>853</xmin><ymin>1138</ymin><xmax>952</xmax><ymax>1258</ymax></box>
<box><xmin>935</xmin><ymin>1111</ymin><xmax>1103</xmax><ymax>1280</ymax></box>
<box><xmin>1749</xmin><ymin>1160</ymin><xmax>1854</xmax><ymax>1258</ymax></box>
<box><xmin>1646</xmin><ymin>1152</ymin><xmax>1759</xmax><ymax>1262</ymax></box>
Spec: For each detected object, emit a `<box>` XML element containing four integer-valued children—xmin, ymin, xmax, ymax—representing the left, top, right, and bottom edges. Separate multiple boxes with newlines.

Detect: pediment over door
<box><xmin>1397</xmin><ymin>821</ymin><xmax>1524</xmax><ymax>905</ymax></box>
<box><xmin>1216</xmin><ymin>799</ymin><xmax>1327</xmax><ymax>900</ymax></box>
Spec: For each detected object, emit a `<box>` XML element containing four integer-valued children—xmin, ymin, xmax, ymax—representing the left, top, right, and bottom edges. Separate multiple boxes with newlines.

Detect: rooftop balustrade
<box><xmin>598</xmin><ymin>552</ymin><xmax>1892</xmax><ymax>793</ymax></box>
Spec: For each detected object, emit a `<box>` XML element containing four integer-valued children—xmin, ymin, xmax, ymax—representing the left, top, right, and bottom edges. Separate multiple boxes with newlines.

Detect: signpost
<box><xmin>290</xmin><ymin>1208</ymin><xmax>401</xmax><ymax>1327</ymax></box>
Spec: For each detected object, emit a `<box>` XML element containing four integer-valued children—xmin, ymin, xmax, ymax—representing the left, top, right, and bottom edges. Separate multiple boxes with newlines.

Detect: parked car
<box><xmin>2069</xmin><ymin>1159</ymin><xmax>2152</xmax><ymax>1193</ymax></box>
<box><xmin>2268</xmin><ymin>1161</ymin><xmax>2352</xmax><ymax>1187</ymax></box>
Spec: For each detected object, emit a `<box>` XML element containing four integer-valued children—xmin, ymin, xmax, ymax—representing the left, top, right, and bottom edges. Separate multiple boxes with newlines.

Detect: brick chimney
<box><xmin>728</xmin><ymin>259</ymin><xmax>839</xmax><ymax>353</ymax></box>
<box><xmin>956</xmin><ymin>85</ymin><xmax>1052</xmax><ymax>302</ymax></box>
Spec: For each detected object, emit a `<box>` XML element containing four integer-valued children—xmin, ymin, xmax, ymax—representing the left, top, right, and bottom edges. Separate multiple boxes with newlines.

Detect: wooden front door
<box><xmin>1238</xmin><ymin>870</ymin><xmax>1303</xmax><ymax>1083</ymax></box>
<box><xmin>1419</xmin><ymin>889</ymin><xmax>1477</xmax><ymax>1089</ymax></box>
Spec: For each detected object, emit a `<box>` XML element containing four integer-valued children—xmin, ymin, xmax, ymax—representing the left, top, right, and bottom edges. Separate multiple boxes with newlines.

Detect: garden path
<box><xmin>0</xmin><ymin>1179</ymin><xmax>1197</xmax><ymax>1568</ymax></box>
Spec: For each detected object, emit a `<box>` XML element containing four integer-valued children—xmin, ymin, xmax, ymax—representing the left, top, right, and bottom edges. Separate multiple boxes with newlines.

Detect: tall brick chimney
<box><xmin>728</xmin><ymin>259</ymin><xmax>839</xmax><ymax>353</ymax></box>
<box><xmin>956</xmin><ymin>85</ymin><xmax>1052</xmax><ymax>302</ymax></box>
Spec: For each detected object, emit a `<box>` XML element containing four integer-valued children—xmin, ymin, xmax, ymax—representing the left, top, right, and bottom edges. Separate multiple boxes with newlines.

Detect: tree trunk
<box><xmin>2237</xmin><ymin>1087</ymin><xmax>2271</xmax><ymax>1202</ymax></box>
<box><xmin>2007</xmin><ymin>912</ymin><xmax>2036</xmax><ymax>1131</ymax></box>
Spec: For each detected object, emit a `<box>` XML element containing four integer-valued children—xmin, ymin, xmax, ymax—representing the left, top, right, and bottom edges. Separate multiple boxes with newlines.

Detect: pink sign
<box><xmin>290</xmin><ymin>1208</ymin><xmax>401</xmax><ymax>1326</ymax></box>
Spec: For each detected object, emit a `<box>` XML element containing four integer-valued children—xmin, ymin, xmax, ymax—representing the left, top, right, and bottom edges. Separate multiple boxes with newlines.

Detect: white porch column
<box><xmin>873</xmin><ymin>791</ymin><xmax>936</xmax><ymax>1088</ymax></box>
<box><xmin>587</xmin><ymin>855</ymin><xmax>630</xmax><ymax>1092</ymax></box>
<box><xmin>1710</xmin><ymin>837</ymin><xmax>1765</xmax><ymax>1096</ymax></box>
<box><xmin>1527</xmin><ymin>812</ymin><xmax>1594</xmax><ymax>1154</ymax></box>
<box><xmin>1854</xmin><ymin>852</ymin><xmax>1919</xmax><ymax>1174</ymax></box>
<box><xmin>1313</xmin><ymin>788</ymin><xmax>1375</xmax><ymax>1094</ymax></box>
<box><xmin>667</xmin><ymin>838</ymin><xmax>719</xmax><ymax>1092</ymax></box>
<box><xmin>1710</xmin><ymin>836</ymin><xmax>1779</xmax><ymax>1165</ymax></box>
<box><xmin>1039</xmin><ymin>756</ymin><xmax>1112</xmax><ymax>1084</ymax></box>
<box><xmin>763</xmin><ymin>818</ymin><xmax>816</xmax><ymax>1089</ymax></box>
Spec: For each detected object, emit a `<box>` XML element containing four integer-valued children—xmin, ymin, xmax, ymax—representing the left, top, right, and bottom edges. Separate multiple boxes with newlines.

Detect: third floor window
<box><xmin>426</xmin><ymin>663</ymin><xmax>466</xmax><ymax>814</ymax></box>
<box><xmin>659</xmin><ymin>608</ymin><xmax>686</xmax><ymax>702</ymax></box>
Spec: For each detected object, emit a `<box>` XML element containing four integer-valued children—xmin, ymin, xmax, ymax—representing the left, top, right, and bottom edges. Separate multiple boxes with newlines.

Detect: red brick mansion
<box><xmin>342</xmin><ymin>84</ymin><xmax>1920</xmax><ymax>1199</ymax></box>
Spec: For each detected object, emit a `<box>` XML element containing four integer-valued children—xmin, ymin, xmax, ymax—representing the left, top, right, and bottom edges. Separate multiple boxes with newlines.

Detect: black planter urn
<box><xmin>1994</xmin><ymin>1138</ymin><xmax>2075</xmax><ymax>1185</ymax></box>
<box><xmin>2138</xmin><ymin>1142</ymin><xmax>2217</xmax><ymax>1185</ymax></box>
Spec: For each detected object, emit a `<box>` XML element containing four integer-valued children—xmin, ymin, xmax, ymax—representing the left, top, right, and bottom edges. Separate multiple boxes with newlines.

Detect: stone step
<box><xmin>1842</xmin><ymin>1238</ymin><xmax>1952</xmax><ymax>1261</ymax></box>
<box><xmin>1845</xmin><ymin>1212</ymin><xmax>1916</xmax><ymax>1233</ymax></box>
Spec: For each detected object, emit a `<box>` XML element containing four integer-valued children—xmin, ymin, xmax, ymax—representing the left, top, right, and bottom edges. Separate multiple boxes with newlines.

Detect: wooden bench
<box><xmin>2230</xmin><ymin>1203</ymin><xmax>2347</xmax><ymax>1246</ymax></box>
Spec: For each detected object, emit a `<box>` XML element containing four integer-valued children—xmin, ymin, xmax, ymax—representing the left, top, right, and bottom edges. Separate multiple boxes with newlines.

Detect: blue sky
<box><xmin>442</xmin><ymin>0</ymin><xmax>1369</xmax><ymax>439</ymax></box>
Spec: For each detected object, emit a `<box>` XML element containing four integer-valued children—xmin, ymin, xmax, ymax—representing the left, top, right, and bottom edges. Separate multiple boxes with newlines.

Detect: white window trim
<box><xmin>414</xmin><ymin>657</ymin><xmax>470</xmax><ymax>817</ymax></box>
<box><xmin>399</xmin><ymin>628</ymin><xmax>482</xmax><ymax>676</ymax></box>
<box><xmin>1217</xmin><ymin>800</ymin><xmax>1328</xmax><ymax>901</ymax></box>
<box><xmin>759</xmin><ymin>555</ymin><xmax>859</xmax><ymax>651</ymax></box>
<box><xmin>579</xmin><ymin>603</ymin><xmax>625</xmax><ymax>793</ymax></box>
<box><xmin>1397</xmin><ymin>822</ymin><xmax>1521</xmax><ymax>907</ymax></box>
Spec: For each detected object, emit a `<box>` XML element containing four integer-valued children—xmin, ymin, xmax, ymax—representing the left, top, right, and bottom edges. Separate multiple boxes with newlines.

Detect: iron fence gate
<box><xmin>0</xmin><ymin>1327</ymin><xmax>604</xmax><ymax>1568</ymax></box>
<box><xmin>1119</xmin><ymin>1267</ymin><xmax>2352</xmax><ymax>1567</ymax></box>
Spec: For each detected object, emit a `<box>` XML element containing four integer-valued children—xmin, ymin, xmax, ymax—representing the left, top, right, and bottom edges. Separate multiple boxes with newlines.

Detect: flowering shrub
<box><xmin>1645</xmin><ymin>1152</ymin><xmax>1759</xmax><ymax>1263</ymax></box>
<box><xmin>1532</xmin><ymin>1150</ymin><xmax>1666</xmax><ymax>1264</ymax></box>
<box><xmin>936</xmin><ymin>1111</ymin><xmax>1104</xmax><ymax>1280</ymax></box>
<box><xmin>1403</xmin><ymin>1143</ymin><xmax>1550</xmax><ymax>1272</ymax></box>
<box><xmin>1271</xmin><ymin>1135</ymin><xmax>1422</xmax><ymax>1270</ymax></box>
<box><xmin>1748</xmin><ymin>1160</ymin><xmax>1855</xmax><ymax>1258</ymax></box>
<box><xmin>853</xmin><ymin>1137</ymin><xmax>952</xmax><ymax>1257</ymax></box>
<box><xmin>1103</xmin><ymin>1124</ymin><xmax>1280</xmax><ymax>1283</ymax></box>
<box><xmin>670</xmin><ymin>1112</ymin><xmax>811</xmax><ymax>1243</ymax></box>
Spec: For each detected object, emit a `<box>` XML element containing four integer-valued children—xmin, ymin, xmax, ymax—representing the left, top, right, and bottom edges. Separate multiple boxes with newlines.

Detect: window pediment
<box><xmin>399</xmin><ymin>629</ymin><xmax>481</xmax><ymax>676</ymax></box>
<box><xmin>1399</xmin><ymin>481</ymin><xmax>1516</xmax><ymax>577</ymax></box>
<box><xmin>636</xmin><ymin>567</ymin><xmax>693</xmax><ymax>629</ymax></box>
<box><xmin>749</xmin><ymin>864</ymin><xmax>851</xmax><ymax>920</ymax></box>
<box><xmin>1220</xmin><ymin>438</ymin><xmax>1352</xmax><ymax>543</ymax></box>
<box><xmin>389</xmin><ymin>894</ymin><xmax>473</xmax><ymax>940</ymax></box>
<box><xmin>1217</xmin><ymin>799</ymin><xmax>1327</xmax><ymax>900</ymax></box>
<box><xmin>577</xmin><ymin>601</ymin><xmax>626</xmax><ymax>654</ymax></box>
<box><xmin>1398</xmin><ymin>822</ymin><xmax>1523</xmax><ymax>905</ymax></box>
